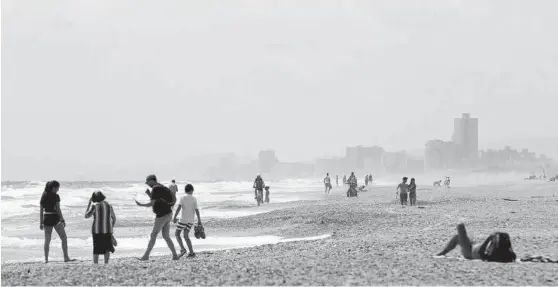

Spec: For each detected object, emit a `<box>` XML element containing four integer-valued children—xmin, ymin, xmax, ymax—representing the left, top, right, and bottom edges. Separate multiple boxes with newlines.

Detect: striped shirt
<box><xmin>85</xmin><ymin>201</ymin><xmax>115</xmax><ymax>234</ymax></box>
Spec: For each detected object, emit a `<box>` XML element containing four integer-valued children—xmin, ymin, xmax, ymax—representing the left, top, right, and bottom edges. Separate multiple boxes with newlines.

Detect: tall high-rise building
<box><xmin>452</xmin><ymin>113</ymin><xmax>479</xmax><ymax>161</ymax></box>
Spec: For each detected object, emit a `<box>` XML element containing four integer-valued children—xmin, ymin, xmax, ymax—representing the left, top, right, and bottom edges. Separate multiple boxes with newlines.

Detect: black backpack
<box><xmin>479</xmin><ymin>232</ymin><xmax>516</xmax><ymax>263</ymax></box>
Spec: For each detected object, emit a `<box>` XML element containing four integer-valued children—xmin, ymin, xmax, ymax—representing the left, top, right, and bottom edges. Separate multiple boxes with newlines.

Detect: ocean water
<box><xmin>1</xmin><ymin>178</ymin><xmax>369</xmax><ymax>263</ymax></box>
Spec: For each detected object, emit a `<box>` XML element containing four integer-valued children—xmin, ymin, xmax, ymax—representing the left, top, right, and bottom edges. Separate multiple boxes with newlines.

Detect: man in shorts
<box><xmin>135</xmin><ymin>174</ymin><xmax>179</xmax><ymax>261</ymax></box>
<box><xmin>173</xmin><ymin>184</ymin><xmax>202</xmax><ymax>258</ymax></box>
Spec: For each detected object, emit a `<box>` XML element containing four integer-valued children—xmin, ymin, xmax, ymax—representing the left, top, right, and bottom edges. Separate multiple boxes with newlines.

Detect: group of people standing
<box><xmin>323</xmin><ymin>172</ymin><xmax>374</xmax><ymax>197</ymax></box>
<box><xmin>396</xmin><ymin>177</ymin><xmax>418</xmax><ymax>206</ymax></box>
<box><xmin>39</xmin><ymin>175</ymin><xmax>203</xmax><ymax>264</ymax></box>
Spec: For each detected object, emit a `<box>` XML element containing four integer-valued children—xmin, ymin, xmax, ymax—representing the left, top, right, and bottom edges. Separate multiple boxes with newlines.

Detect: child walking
<box><xmin>85</xmin><ymin>191</ymin><xmax>116</xmax><ymax>264</ymax></box>
<box><xmin>173</xmin><ymin>184</ymin><xmax>202</xmax><ymax>258</ymax></box>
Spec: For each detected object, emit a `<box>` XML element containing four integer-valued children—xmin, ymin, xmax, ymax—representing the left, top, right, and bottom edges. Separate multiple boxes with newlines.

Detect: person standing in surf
<box><xmin>168</xmin><ymin>179</ymin><xmax>178</xmax><ymax>208</ymax></box>
<box><xmin>324</xmin><ymin>173</ymin><xmax>332</xmax><ymax>194</ymax></box>
<box><xmin>40</xmin><ymin>181</ymin><xmax>74</xmax><ymax>263</ymax></box>
<box><xmin>135</xmin><ymin>174</ymin><xmax>179</xmax><ymax>261</ymax></box>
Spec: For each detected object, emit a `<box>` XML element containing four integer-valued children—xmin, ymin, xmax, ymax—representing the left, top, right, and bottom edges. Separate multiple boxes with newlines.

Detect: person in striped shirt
<box><xmin>173</xmin><ymin>184</ymin><xmax>202</xmax><ymax>258</ymax></box>
<box><xmin>85</xmin><ymin>191</ymin><xmax>116</xmax><ymax>264</ymax></box>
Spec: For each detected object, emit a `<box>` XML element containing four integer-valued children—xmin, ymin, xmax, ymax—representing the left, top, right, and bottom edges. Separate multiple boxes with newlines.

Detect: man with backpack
<box><xmin>436</xmin><ymin>223</ymin><xmax>516</xmax><ymax>263</ymax></box>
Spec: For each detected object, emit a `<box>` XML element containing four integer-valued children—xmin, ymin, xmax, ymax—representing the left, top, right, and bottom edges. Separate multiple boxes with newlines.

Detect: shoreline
<box><xmin>3</xmin><ymin>185</ymin><xmax>558</xmax><ymax>285</ymax></box>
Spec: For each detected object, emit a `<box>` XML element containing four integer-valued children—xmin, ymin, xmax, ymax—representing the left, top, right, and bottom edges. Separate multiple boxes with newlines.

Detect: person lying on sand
<box><xmin>436</xmin><ymin>223</ymin><xmax>516</xmax><ymax>262</ymax></box>
<box><xmin>173</xmin><ymin>184</ymin><xmax>202</xmax><ymax>258</ymax></box>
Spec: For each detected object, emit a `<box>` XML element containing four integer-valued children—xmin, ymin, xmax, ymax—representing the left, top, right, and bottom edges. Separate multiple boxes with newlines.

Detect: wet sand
<box><xmin>2</xmin><ymin>183</ymin><xmax>558</xmax><ymax>285</ymax></box>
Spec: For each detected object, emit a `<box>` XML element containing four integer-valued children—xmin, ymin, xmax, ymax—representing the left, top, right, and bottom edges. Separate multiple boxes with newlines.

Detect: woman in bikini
<box><xmin>40</xmin><ymin>181</ymin><xmax>73</xmax><ymax>263</ymax></box>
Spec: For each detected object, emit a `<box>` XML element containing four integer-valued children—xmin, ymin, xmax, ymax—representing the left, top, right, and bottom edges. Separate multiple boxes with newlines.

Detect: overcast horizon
<box><xmin>2</xmin><ymin>0</ymin><xmax>558</xmax><ymax>180</ymax></box>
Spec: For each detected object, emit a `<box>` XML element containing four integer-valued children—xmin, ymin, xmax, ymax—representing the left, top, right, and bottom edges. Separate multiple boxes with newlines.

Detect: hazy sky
<box><xmin>2</xmin><ymin>0</ymin><xmax>558</xmax><ymax>179</ymax></box>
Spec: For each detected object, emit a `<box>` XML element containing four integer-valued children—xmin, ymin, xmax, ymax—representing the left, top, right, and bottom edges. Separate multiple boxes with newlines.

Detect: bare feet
<box><xmin>187</xmin><ymin>253</ymin><xmax>196</xmax><ymax>258</ymax></box>
<box><xmin>64</xmin><ymin>258</ymin><xmax>76</xmax><ymax>262</ymax></box>
<box><xmin>138</xmin><ymin>257</ymin><xmax>149</xmax><ymax>261</ymax></box>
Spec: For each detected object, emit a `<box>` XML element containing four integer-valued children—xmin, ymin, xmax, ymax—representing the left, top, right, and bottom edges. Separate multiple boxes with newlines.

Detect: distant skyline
<box><xmin>2</xmin><ymin>0</ymin><xmax>558</xmax><ymax>180</ymax></box>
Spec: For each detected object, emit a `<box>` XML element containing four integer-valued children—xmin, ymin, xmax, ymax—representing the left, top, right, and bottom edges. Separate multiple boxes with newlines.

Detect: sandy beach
<box><xmin>2</xmin><ymin>182</ymin><xmax>558</xmax><ymax>286</ymax></box>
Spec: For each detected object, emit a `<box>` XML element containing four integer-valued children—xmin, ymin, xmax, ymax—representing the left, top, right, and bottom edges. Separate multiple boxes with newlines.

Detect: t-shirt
<box><xmin>398</xmin><ymin>183</ymin><xmax>409</xmax><ymax>194</ymax></box>
<box><xmin>169</xmin><ymin>183</ymin><xmax>178</xmax><ymax>195</ymax></box>
<box><xmin>324</xmin><ymin>176</ymin><xmax>331</xmax><ymax>184</ymax></box>
<box><xmin>85</xmin><ymin>201</ymin><xmax>115</xmax><ymax>234</ymax></box>
<box><xmin>40</xmin><ymin>192</ymin><xmax>60</xmax><ymax>213</ymax></box>
<box><xmin>151</xmin><ymin>185</ymin><xmax>173</xmax><ymax>218</ymax></box>
<box><xmin>178</xmin><ymin>194</ymin><xmax>198</xmax><ymax>224</ymax></box>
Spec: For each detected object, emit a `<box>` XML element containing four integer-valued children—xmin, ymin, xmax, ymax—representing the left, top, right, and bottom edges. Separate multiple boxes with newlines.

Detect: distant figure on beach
<box><xmin>169</xmin><ymin>179</ymin><xmax>178</xmax><ymax>207</ymax></box>
<box><xmin>85</xmin><ymin>191</ymin><xmax>116</xmax><ymax>264</ymax></box>
<box><xmin>433</xmin><ymin>180</ymin><xmax>442</xmax><ymax>187</ymax></box>
<box><xmin>173</xmin><ymin>184</ymin><xmax>202</xmax><ymax>258</ymax></box>
<box><xmin>253</xmin><ymin>174</ymin><xmax>265</xmax><ymax>206</ymax></box>
<box><xmin>443</xmin><ymin>176</ymin><xmax>451</xmax><ymax>188</ymax></box>
<box><xmin>324</xmin><ymin>173</ymin><xmax>332</xmax><ymax>194</ymax></box>
<box><xmin>408</xmin><ymin>178</ymin><xmax>417</xmax><ymax>206</ymax></box>
<box><xmin>365</xmin><ymin>175</ymin><xmax>369</xmax><ymax>186</ymax></box>
<box><xmin>336</xmin><ymin>175</ymin><xmax>339</xmax><ymax>186</ymax></box>
<box><xmin>347</xmin><ymin>172</ymin><xmax>358</xmax><ymax>197</ymax></box>
<box><xmin>343</xmin><ymin>175</ymin><xmax>347</xmax><ymax>186</ymax></box>
<box><xmin>135</xmin><ymin>174</ymin><xmax>179</xmax><ymax>261</ymax></box>
<box><xmin>396</xmin><ymin>177</ymin><xmax>409</xmax><ymax>205</ymax></box>
<box><xmin>265</xmin><ymin>186</ymin><xmax>270</xmax><ymax>203</ymax></box>
<box><xmin>436</xmin><ymin>223</ymin><xmax>516</xmax><ymax>263</ymax></box>
<box><xmin>40</xmin><ymin>181</ymin><xmax>74</xmax><ymax>263</ymax></box>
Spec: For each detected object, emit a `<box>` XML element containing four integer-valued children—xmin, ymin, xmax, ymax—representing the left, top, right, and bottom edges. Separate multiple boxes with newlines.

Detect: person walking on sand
<box><xmin>369</xmin><ymin>174</ymin><xmax>373</xmax><ymax>183</ymax></box>
<box><xmin>85</xmin><ymin>191</ymin><xmax>116</xmax><ymax>264</ymax></box>
<box><xmin>365</xmin><ymin>175</ymin><xmax>369</xmax><ymax>186</ymax></box>
<box><xmin>343</xmin><ymin>175</ymin><xmax>347</xmax><ymax>187</ymax></box>
<box><xmin>40</xmin><ymin>181</ymin><xmax>74</xmax><ymax>263</ymax></box>
<box><xmin>135</xmin><ymin>174</ymin><xmax>179</xmax><ymax>261</ymax></box>
<box><xmin>173</xmin><ymin>184</ymin><xmax>202</xmax><ymax>258</ymax></box>
<box><xmin>396</xmin><ymin>177</ymin><xmax>409</xmax><ymax>205</ymax></box>
<box><xmin>408</xmin><ymin>178</ymin><xmax>417</xmax><ymax>206</ymax></box>
<box><xmin>336</xmin><ymin>175</ymin><xmax>339</xmax><ymax>187</ymax></box>
<box><xmin>324</xmin><ymin>173</ymin><xmax>332</xmax><ymax>194</ymax></box>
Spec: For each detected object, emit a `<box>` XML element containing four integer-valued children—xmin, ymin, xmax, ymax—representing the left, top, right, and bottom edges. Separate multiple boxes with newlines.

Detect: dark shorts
<box><xmin>93</xmin><ymin>233</ymin><xmax>115</xmax><ymax>254</ymax></box>
<box><xmin>400</xmin><ymin>192</ymin><xmax>408</xmax><ymax>201</ymax></box>
<box><xmin>43</xmin><ymin>214</ymin><xmax>60</xmax><ymax>226</ymax></box>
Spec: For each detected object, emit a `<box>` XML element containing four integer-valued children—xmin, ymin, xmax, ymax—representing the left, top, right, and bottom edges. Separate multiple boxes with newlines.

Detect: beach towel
<box><xmin>520</xmin><ymin>255</ymin><xmax>558</xmax><ymax>263</ymax></box>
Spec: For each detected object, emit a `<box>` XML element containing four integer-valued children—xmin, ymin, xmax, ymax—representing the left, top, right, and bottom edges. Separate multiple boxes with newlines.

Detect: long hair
<box><xmin>43</xmin><ymin>181</ymin><xmax>60</xmax><ymax>193</ymax></box>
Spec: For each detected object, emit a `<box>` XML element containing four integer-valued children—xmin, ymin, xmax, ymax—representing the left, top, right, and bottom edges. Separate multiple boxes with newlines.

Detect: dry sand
<box><xmin>2</xmin><ymin>183</ymin><xmax>558</xmax><ymax>286</ymax></box>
